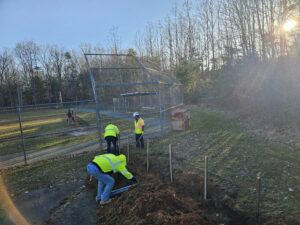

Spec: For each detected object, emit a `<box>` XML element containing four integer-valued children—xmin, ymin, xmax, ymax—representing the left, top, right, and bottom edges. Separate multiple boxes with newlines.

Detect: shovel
<box><xmin>110</xmin><ymin>183</ymin><xmax>137</xmax><ymax>197</ymax></box>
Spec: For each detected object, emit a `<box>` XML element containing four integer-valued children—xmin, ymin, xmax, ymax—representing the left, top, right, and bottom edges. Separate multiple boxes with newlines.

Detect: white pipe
<box><xmin>147</xmin><ymin>139</ymin><xmax>149</xmax><ymax>172</ymax></box>
<box><xmin>169</xmin><ymin>144</ymin><xmax>173</xmax><ymax>183</ymax></box>
<box><xmin>204</xmin><ymin>156</ymin><xmax>208</xmax><ymax>200</ymax></box>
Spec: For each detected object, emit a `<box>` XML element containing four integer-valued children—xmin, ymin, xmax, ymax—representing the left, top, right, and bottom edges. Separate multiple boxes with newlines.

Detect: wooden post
<box><xmin>169</xmin><ymin>144</ymin><xmax>173</xmax><ymax>183</ymax></box>
<box><xmin>146</xmin><ymin>139</ymin><xmax>149</xmax><ymax>172</ymax></box>
<box><xmin>127</xmin><ymin>136</ymin><xmax>130</xmax><ymax>162</ymax></box>
<box><xmin>256</xmin><ymin>174</ymin><xmax>261</xmax><ymax>225</ymax></box>
<box><xmin>204</xmin><ymin>156</ymin><xmax>208</xmax><ymax>200</ymax></box>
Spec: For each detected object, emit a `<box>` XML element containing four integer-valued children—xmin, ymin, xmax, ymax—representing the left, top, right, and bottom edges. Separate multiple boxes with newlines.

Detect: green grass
<box><xmin>0</xmin><ymin>108</ymin><xmax>135</xmax><ymax>155</ymax></box>
<box><xmin>0</xmin><ymin>132</ymin><xmax>99</xmax><ymax>155</ymax></box>
<box><xmin>2</xmin><ymin>106</ymin><xmax>298</xmax><ymax>220</ymax></box>
<box><xmin>190</xmin><ymin>107</ymin><xmax>240</xmax><ymax>132</ymax></box>
<box><xmin>1</xmin><ymin>152</ymin><xmax>94</xmax><ymax>196</ymax></box>
<box><xmin>0</xmin><ymin>109</ymin><xmax>66</xmax><ymax>121</ymax></box>
<box><xmin>149</xmin><ymin>107</ymin><xmax>300</xmax><ymax>218</ymax></box>
<box><xmin>0</xmin><ymin>110</ymin><xmax>98</xmax><ymax>155</ymax></box>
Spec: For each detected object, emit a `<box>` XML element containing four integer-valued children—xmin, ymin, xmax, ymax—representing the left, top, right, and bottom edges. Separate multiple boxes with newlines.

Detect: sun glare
<box><xmin>283</xmin><ymin>19</ymin><xmax>297</xmax><ymax>32</ymax></box>
<box><xmin>0</xmin><ymin>176</ymin><xmax>30</xmax><ymax>225</ymax></box>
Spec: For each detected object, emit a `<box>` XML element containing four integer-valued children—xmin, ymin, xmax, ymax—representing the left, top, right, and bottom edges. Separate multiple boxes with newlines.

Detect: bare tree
<box><xmin>166</xmin><ymin>16</ymin><xmax>175</xmax><ymax>69</ymax></box>
<box><xmin>144</xmin><ymin>23</ymin><xmax>155</xmax><ymax>58</ymax></box>
<box><xmin>39</xmin><ymin>46</ymin><xmax>53</xmax><ymax>102</ymax></box>
<box><xmin>15</xmin><ymin>41</ymin><xmax>40</xmax><ymax>105</ymax></box>
<box><xmin>107</xmin><ymin>27</ymin><xmax>122</xmax><ymax>54</ymax></box>
<box><xmin>134</xmin><ymin>31</ymin><xmax>146</xmax><ymax>57</ymax></box>
<box><xmin>50</xmin><ymin>46</ymin><xmax>65</xmax><ymax>96</ymax></box>
<box><xmin>0</xmin><ymin>49</ymin><xmax>12</xmax><ymax>86</ymax></box>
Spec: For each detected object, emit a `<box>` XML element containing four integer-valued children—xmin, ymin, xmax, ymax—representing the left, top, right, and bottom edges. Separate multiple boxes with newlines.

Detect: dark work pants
<box><xmin>105</xmin><ymin>136</ymin><xmax>118</xmax><ymax>154</ymax></box>
<box><xmin>135</xmin><ymin>133</ymin><xmax>144</xmax><ymax>148</ymax></box>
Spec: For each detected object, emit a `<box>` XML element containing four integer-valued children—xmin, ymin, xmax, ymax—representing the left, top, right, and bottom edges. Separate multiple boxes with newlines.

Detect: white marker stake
<box><xmin>204</xmin><ymin>156</ymin><xmax>208</xmax><ymax>200</ymax></box>
<box><xmin>169</xmin><ymin>144</ymin><xmax>173</xmax><ymax>183</ymax></box>
<box><xmin>127</xmin><ymin>136</ymin><xmax>130</xmax><ymax>162</ymax></box>
<box><xmin>147</xmin><ymin>139</ymin><xmax>149</xmax><ymax>172</ymax></box>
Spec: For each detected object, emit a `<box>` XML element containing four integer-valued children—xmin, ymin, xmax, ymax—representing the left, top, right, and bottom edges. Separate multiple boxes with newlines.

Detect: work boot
<box><xmin>100</xmin><ymin>199</ymin><xmax>111</xmax><ymax>205</ymax></box>
<box><xmin>95</xmin><ymin>196</ymin><xmax>101</xmax><ymax>203</ymax></box>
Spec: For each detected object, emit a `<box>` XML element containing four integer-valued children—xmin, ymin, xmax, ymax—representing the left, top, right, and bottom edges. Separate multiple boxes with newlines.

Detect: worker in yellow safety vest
<box><xmin>133</xmin><ymin>112</ymin><xmax>145</xmax><ymax>148</ymax></box>
<box><xmin>87</xmin><ymin>153</ymin><xmax>137</xmax><ymax>205</ymax></box>
<box><xmin>104</xmin><ymin>123</ymin><xmax>120</xmax><ymax>154</ymax></box>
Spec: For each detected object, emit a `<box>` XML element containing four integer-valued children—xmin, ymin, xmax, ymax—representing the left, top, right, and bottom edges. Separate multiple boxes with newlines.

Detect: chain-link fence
<box><xmin>84</xmin><ymin>53</ymin><xmax>184</xmax><ymax>146</ymax></box>
<box><xmin>0</xmin><ymin>100</ymin><xmax>101</xmax><ymax>168</ymax></box>
<box><xmin>0</xmin><ymin>54</ymin><xmax>185</xmax><ymax>168</ymax></box>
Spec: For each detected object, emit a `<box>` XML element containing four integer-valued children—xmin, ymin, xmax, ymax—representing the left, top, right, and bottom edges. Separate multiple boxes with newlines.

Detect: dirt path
<box><xmin>2</xmin><ymin>181</ymin><xmax>95</xmax><ymax>225</ymax></box>
<box><xmin>43</xmin><ymin>185</ymin><xmax>97</xmax><ymax>225</ymax></box>
<box><xmin>0</xmin><ymin>121</ymin><xmax>163</xmax><ymax>169</ymax></box>
<box><xmin>0</xmin><ymin>140</ymin><xmax>99</xmax><ymax>169</ymax></box>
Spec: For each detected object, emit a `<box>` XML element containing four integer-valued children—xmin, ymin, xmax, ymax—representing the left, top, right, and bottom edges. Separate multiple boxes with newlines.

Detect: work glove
<box><xmin>130</xmin><ymin>176</ymin><xmax>138</xmax><ymax>184</ymax></box>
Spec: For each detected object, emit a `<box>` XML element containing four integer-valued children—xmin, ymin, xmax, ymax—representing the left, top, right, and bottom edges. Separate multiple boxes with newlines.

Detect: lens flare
<box><xmin>0</xmin><ymin>175</ymin><xmax>30</xmax><ymax>225</ymax></box>
<box><xmin>283</xmin><ymin>19</ymin><xmax>297</xmax><ymax>32</ymax></box>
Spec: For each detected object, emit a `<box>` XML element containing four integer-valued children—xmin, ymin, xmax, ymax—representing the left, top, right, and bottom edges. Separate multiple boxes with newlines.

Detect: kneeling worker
<box><xmin>104</xmin><ymin>123</ymin><xmax>120</xmax><ymax>154</ymax></box>
<box><xmin>87</xmin><ymin>153</ymin><xmax>137</xmax><ymax>205</ymax></box>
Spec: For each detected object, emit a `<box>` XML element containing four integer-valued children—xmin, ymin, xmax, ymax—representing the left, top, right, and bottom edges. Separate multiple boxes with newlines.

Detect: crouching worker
<box><xmin>104</xmin><ymin>123</ymin><xmax>120</xmax><ymax>154</ymax></box>
<box><xmin>87</xmin><ymin>153</ymin><xmax>137</xmax><ymax>205</ymax></box>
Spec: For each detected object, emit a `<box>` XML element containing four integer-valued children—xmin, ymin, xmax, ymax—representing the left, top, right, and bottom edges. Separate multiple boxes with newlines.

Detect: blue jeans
<box><xmin>86</xmin><ymin>163</ymin><xmax>115</xmax><ymax>201</ymax></box>
<box><xmin>135</xmin><ymin>133</ymin><xmax>144</xmax><ymax>148</ymax></box>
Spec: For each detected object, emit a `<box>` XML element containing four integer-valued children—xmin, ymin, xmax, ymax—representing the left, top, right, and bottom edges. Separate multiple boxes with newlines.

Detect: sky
<box><xmin>0</xmin><ymin>0</ymin><xmax>181</xmax><ymax>50</ymax></box>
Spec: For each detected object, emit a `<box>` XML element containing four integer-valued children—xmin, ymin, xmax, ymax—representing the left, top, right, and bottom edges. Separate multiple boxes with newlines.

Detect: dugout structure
<box><xmin>84</xmin><ymin>53</ymin><xmax>183</xmax><ymax>145</ymax></box>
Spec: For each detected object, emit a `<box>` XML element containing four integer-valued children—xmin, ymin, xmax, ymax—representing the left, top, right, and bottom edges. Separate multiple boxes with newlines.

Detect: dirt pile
<box><xmin>94</xmin><ymin>172</ymin><xmax>216</xmax><ymax>225</ymax></box>
<box><xmin>86</xmin><ymin>160</ymin><xmax>251</xmax><ymax>225</ymax></box>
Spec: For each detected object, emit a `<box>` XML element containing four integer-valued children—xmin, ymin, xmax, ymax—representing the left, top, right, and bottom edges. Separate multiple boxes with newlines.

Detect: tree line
<box><xmin>0</xmin><ymin>0</ymin><xmax>299</xmax><ymax>107</ymax></box>
<box><xmin>135</xmin><ymin>0</ymin><xmax>300</xmax><ymax>99</ymax></box>
<box><xmin>136</xmin><ymin>0</ymin><xmax>300</xmax><ymax>68</ymax></box>
<box><xmin>0</xmin><ymin>43</ymin><xmax>94</xmax><ymax>107</ymax></box>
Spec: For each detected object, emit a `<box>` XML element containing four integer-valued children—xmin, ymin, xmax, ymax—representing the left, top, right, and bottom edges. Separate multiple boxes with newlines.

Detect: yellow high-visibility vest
<box><xmin>104</xmin><ymin>124</ymin><xmax>120</xmax><ymax>138</ymax></box>
<box><xmin>134</xmin><ymin>118</ymin><xmax>144</xmax><ymax>134</ymax></box>
<box><xmin>92</xmin><ymin>154</ymin><xmax>133</xmax><ymax>179</ymax></box>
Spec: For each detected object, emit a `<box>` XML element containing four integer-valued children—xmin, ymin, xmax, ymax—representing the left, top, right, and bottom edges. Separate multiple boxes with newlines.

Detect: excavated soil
<box><xmin>86</xmin><ymin>155</ymin><xmax>252</xmax><ymax>225</ymax></box>
<box><xmin>88</xmin><ymin>170</ymin><xmax>216</xmax><ymax>225</ymax></box>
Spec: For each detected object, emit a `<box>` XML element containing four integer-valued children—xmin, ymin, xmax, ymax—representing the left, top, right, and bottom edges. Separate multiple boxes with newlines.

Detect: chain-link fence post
<box><xmin>17</xmin><ymin>89</ymin><xmax>27</xmax><ymax>165</ymax></box>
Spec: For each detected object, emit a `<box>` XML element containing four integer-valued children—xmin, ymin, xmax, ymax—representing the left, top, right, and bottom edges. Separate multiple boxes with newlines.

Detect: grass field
<box><xmin>148</xmin><ymin>107</ymin><xmax>300</xmax><ymax>218</ymax></box>
<box><xmin>1</xmin><ymin>153</ymin><xmax>94</xmax><ymax>195</ymax></box>
<box><xmin>0</xmin><ymin>109</ymin><xmax>100</xmax><ymax>155</ymax></box>
<box><xmin>0</xmin><ymin>107</ymin><xmax>139</xmax><ymax>156</ymax></box>
<box><xmin>1</xmin><ymin>106</ymin><xmax>299</xmax><ymax>221</ymax></box>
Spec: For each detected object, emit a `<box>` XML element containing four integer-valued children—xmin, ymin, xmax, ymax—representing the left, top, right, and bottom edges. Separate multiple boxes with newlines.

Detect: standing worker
<box><xmin>66</xmin><ymin>109</ymin><xmax>72</xmax><ymax>125</ymax></box>
<box><xmin>104</xmin><ymin>123</ymin><xmax>120</xmax><ymax>154</ymax></box>
<box><xmin>87</xmin><ymin>153</ymin><xmax>137</xmax><ymax>205</ymax></box>
<box><xmin>133</xmin><ymin>112</ymin><xmax>145</xmax><ymax>149</ymax></box>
